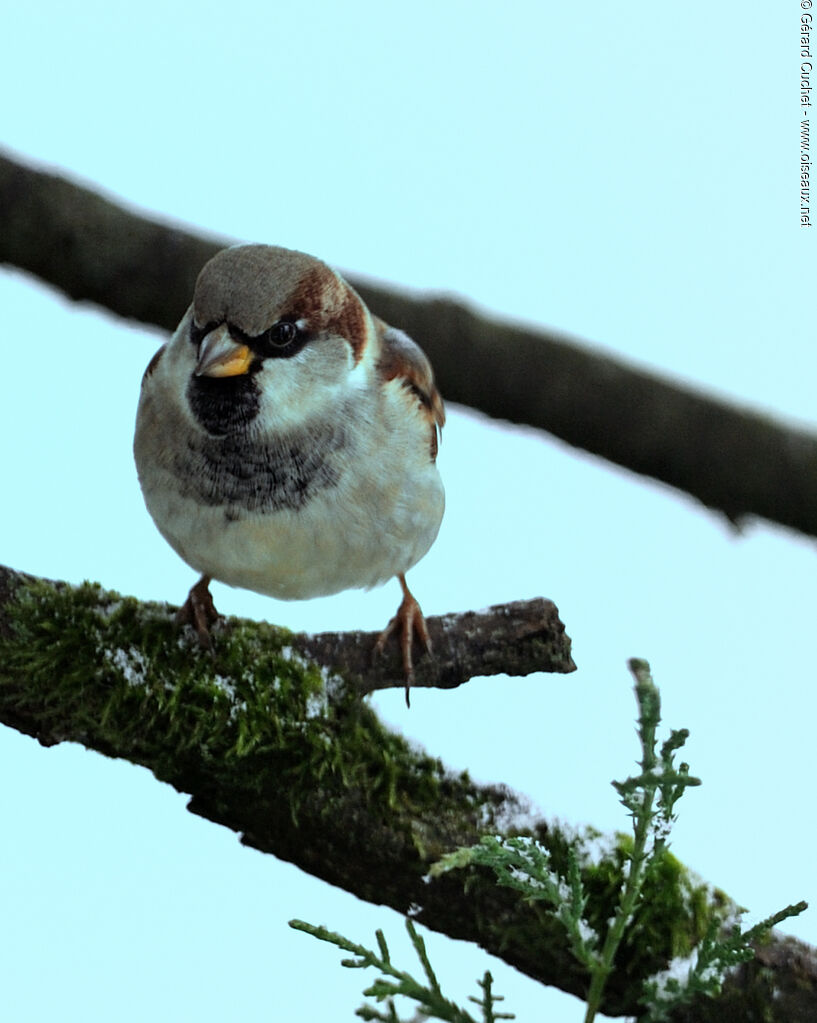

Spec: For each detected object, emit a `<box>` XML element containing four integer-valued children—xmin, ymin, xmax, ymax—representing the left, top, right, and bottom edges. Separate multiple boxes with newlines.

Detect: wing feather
<box><xmin>375</xmin><ymin>318</ymin><xmax>445</xmax><ymax>459</ymax></box>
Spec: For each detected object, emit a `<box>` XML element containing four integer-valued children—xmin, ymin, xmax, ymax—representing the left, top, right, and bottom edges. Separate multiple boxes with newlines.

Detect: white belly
<box><xmin>141</xmin><ymin>456</ymin><xmax>444</xmax><ymax>600</ymax></box>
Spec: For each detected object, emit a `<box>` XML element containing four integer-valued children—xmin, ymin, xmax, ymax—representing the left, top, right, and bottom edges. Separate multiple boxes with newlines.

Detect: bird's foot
<box><xmin>175</xmin><ymin>575</ymin><xmax>221</xmax><ymax>649</ymax></box>
<box><xmin>373</xmin><ymin>575</ymin><xmax>432</xmax><ymax>706</ymax></box>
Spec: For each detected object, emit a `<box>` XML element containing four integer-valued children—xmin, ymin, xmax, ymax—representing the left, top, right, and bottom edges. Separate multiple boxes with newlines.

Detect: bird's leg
<box><xmin>175</xmin><ymin>574</ymin><xmax>221</xmax><ymax>648</ymax></box>
<box><xmin>373</xmin><ymin>574</ymin><xmax>432</xmax><ymax>706</ymax></box>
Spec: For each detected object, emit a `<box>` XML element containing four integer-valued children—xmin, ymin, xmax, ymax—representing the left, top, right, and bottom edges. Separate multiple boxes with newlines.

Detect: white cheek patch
<box><xmin>255</xmin><ymin>359</ymin><xmax>303</xmax><ymax>411</ymax></box>
<box><xmin>253</xmin><ymin>350</ymin><xmax>339</xmax><ymax>430</ymax></box>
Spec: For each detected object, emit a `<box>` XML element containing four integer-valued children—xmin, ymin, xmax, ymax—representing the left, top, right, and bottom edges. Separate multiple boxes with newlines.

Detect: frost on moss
<box><xmin>1</xmin><ymin>578</ymin><xmax>324</xmax><ymax>757</ymax></box>
<box><xmin>0</xmin><ymin>577</ymin><xmax>515</xmax><ymax>847</ymax></box>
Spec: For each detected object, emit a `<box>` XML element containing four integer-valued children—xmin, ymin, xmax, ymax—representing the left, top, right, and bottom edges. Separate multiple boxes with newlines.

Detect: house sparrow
<box><xmin>134</xmin><ymin>244</ymin><xmax>445</xmax><ymax>701</ymax></box>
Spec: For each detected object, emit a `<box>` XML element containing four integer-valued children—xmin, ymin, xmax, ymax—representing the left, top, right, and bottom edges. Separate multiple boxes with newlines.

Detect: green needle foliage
<box><xmin>291</xmin><ymin>659</ymin><xmax>806</xmax><ymax>1022</ymax></box>
<box><xmin>288</xmin><ymin>918</ymin><xmax>514</xmax><ymax>1023</ymax></box>
<box><xmin>638</xmin><ymin>902</ymin><xmax>808</xmax><ymax>1023</ymax></box>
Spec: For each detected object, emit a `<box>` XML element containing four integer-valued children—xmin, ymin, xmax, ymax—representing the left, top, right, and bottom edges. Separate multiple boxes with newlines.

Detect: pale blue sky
<box><xmin>1</xmin><ymin>2</ymin><xmax>814</xmax><ymax>1020</ymax></box>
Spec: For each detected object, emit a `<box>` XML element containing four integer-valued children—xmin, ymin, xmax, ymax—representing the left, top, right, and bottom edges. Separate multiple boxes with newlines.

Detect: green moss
<box><xmin>541</xmin><ymin>825</ymin><xmax>736</xmax><ymax>992</ymax></box>
<box><xmin>0</xmin><ymin>577</ymin><xmax>512</xmax><ymax>849</ymax></box>
<box><xmin>2</xmin><ymin>579</ymin><xmax>316</xmax><ymax>752</ymax></box>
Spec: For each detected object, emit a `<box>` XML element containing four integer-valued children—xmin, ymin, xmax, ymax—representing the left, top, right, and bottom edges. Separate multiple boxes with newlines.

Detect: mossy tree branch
<box><xmin>1</xmin><ymin>564</ymin><xmax>815</xmax><ymax>1021</ymax></box>
<box><xmin>3</xmin><ymin>148</ymin><xmax>817</xmax><ymax>540</ymax></box>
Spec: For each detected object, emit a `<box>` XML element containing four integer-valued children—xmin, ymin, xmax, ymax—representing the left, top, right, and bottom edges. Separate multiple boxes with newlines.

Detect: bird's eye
<box><xmin>253</xmin><ymin>319</ymin><xmax>308</xmax><ymax>359</ymax></box>
<box><xmin>266</xmin><ymin>321</ymin><xmax>298</xmax><ymax>347</ymax></box>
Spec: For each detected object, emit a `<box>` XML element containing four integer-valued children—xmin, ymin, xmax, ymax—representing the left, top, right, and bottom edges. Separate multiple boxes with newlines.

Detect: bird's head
<box><xmin>163</xmin><ymin>244</ymin><xmax>373</xmax><ymax>436</ymax></box>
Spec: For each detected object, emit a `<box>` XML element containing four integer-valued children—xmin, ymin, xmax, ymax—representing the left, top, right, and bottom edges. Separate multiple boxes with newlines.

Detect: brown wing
<box><xmin>375</xmin><ymin>317</ymin><xmax>445</xmax><ymax>459</ymax></box>
<box><xmin>141</xmin><ymin>343</ymin><xmax>166</xmax><ymax>384</ymax></box>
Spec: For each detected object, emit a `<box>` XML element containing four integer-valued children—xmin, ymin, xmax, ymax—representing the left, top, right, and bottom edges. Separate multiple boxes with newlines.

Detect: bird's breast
<box><xmin>175</xmin><ymin>418</ymin><xmax>348</xmax><ymax>514</ymax></box>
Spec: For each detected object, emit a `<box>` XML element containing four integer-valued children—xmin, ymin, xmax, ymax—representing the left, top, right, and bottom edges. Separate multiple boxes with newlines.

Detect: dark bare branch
<box><xmin>3</xmin><ymin>148</ymin><xmax>817</xmax><ymax>540</ymax></box>
<box><xmin>0</xmin><ymin>148</ymin><xmax>221</xmax><ymax>330</ymax></box>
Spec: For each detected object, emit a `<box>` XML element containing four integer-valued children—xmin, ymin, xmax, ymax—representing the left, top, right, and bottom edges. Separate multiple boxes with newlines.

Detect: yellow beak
<box><xmin>194</xmin><ymin>324</ymin><xmax>253</xmax><ymax>378</ymax></box>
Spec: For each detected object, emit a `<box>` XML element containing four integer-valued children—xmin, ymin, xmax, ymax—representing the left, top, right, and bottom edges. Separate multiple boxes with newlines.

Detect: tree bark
<box><xmin>299</xmin><ymin>597</ymin><xmax>576</xmax><ymax>694</ymax></box>
<box><xmin>2</xmin><ymin>148</ymin><xmax>817</xmax><ymax>540</ymax></box>
<box><xmin>0</xmin><ymin>563</ymin><xmax>814</xmax><ymax>1022</ymax></box>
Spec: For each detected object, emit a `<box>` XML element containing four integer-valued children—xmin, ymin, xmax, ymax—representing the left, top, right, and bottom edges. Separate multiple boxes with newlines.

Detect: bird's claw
<box><xmin>175</xmin><ymin>575</ymin><xmax>221</xmax><ymax>649</ymax></box>
<box><xmin>373</xmin><ymin>576</ymin><xmax>432</xmax><ymax>706</ymax></box>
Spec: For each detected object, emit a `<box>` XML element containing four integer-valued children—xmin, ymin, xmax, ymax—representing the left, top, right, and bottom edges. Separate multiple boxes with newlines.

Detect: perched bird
<box><xmin>134</xmin><ymin>244</ymin><xmax>445</xmax><ymax>700</ymax></box>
